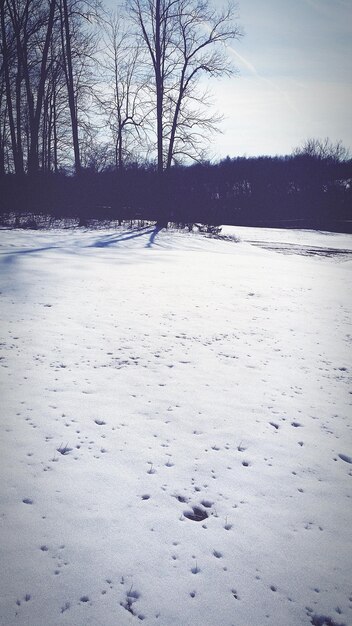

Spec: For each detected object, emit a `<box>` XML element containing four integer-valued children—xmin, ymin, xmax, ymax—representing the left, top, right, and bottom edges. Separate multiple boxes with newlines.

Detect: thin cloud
<box><xmin>226</xmin><ymin>45</ymin><xmax>258</xmax><ymax>76</ymax></box>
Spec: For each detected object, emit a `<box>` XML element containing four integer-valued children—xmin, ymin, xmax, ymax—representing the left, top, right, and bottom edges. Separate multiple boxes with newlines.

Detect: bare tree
<box><xmin>0</xmin><ymin>0</ymin><xmax>23</xmax><ymax>174</ymax></box>
<box><xmin>0</xmin><ymin>0</ymin><xmax>70</xmax><ymax>174</ymax></box>
<box><xmin>58</xmin><ymin>0</ymin><xmax>101</xmax><ymax>173</ymax></box>
<box><xmin>294</xmin><ymin>137</ymin><xmax>350</xmax><ymax>163</ymax></box>
<box><xmin>0</xmin><ymin>0</ymin><xmax>102</xmax><ymax>175</ymax></box>
<box><xmin>97</xmin><ymin>12</ymin><xmax>150</xmax><ymax>170</ymax></box>
<box><xmin>59</xmin><ymin>0</ymin><xmax>81</xmax><ymax>173</ymax></box>
<box><xmin>4</xmin><ymin>0</ymin><xmax>57</xmax><ymax>174</ymax></box>
<box><xmin>0</xmin><ymin>57</ymin><xmax>7</xmax><ymax>175</ymax></box>
<box><xmin>130</xmin><ymin>0</ymin><xmax>242</xmax><ymax>173</ymax></box>
<box><xmin>130</xmin><ymin>0</ymin><xmax>173</xmax><ymax>176</ymax></box>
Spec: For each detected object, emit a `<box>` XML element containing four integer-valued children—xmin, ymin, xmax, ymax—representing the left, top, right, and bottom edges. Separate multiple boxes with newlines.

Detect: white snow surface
<box><xmin>0</xmin><ymin>225</ymin><xmax>351</xmax><ymax>626</ymax></box>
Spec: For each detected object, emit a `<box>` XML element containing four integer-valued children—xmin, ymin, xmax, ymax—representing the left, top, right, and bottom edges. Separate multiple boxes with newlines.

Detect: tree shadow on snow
<box><xmin>89</xmin><ymin>225</ymin><xmax>162</xmax><ymax>249</ymax></box>
<box><xmin>146</xmin><ymin>226</ymin><xmax>163</xmax><ymax>248</ymax></box>
<box><xmin>0</xmin><ymin>226</ymin><xmax>163</xmax><ymax>268</ymax></box>
<box><xmin>0</xmin><ymin>246</ymin><xmax>58</xmax><ymax>265</ymax></box>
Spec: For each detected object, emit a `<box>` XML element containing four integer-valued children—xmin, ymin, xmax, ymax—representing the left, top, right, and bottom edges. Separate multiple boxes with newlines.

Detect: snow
<box><xmin>0</xmin><ymin>225</ymin><xmax>351</xmax><ymax>626</ymax></box>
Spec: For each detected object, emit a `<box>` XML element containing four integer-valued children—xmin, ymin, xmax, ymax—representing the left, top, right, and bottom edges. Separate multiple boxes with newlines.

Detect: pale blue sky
<box><xmin>105</xmin><ymin>0</ymin><xmax>352</xmax><ymax>158</ymax></box>
<box><xmin>211</xmin><ymin>0</ymin><xmax>352</xmax><ymax>157</ymax></box>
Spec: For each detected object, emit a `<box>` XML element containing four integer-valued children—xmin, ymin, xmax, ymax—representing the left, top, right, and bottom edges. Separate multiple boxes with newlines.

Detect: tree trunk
<box><xmin>61</xmin><ymin>0</ymin><xmax>81</xmax><ymax>175</ymax></box>
<box><xmin>0</xmin><ymin>0</ymin><xmax>23</xmax><ymax>174</ymax></box>
<box><xmin>15</xmin><ymin>45</ymin><xmax>24</xmax><ymax>174</ymax></box>
<box><xmin>154</xmin><ymin>0</ymin><xmax>168</xmax><ymax>226</ymax></box>
<box><xmin>155</xmin><ymin>0</ymin><xmax>163</xmax><ymax>177</ymax></box>
<box><xmin>47</xmin><ymin>93</ymin><xmax>53</xmax><ymax>172</ymax></box>
<box><xmin>0</xmin><ymin>97</ymin><xmax>6</xmax><ymax>176</ymax></box>
<box><xmin>53</xmin><ymin>88</ymin><xmax>58</xmax><ymax>173</ymax></box>
<box><xmin>166</xmin><ymin>86</ymin><xmax>184</xmax><ymax>170</ymax></box>
<box><xmin>27</xmin><ymin>0</ymin><xmax>56</xmax><ymax>174</ymax></box>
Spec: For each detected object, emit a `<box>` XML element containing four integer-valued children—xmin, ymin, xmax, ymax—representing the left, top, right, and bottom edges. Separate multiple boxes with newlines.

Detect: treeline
<box><xmin>1</xmin><ymin>146</ymin><xmax>351</xmax><ymax>232</ymax></box>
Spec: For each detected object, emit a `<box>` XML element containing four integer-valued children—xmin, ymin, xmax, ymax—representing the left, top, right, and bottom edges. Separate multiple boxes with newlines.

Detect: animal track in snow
<box><xmin>60</xmin><ymin>602</ymin><xmax>70</xmax><ymax>613</ymax></box>
<box><xmin>184</xmin><ymin>506</ymin><xmax>208</xmax><ymax>522</ymax></box>
<box><xmin>175</xmin><ymin>494</ymin><xmax>188</xmax><ymax>503</ymax></box>
<box><xmin>338</xmin><ymin>453</ymin><xmax>352</xmax><ymax>464</ymax></box>
<box><xmin>213</xmin><ymin>550</ymin><xmax>222</xmax><ymax>558</ymax></box>
<box><xmin>309</xmin><ymin>613</ymin><xmax>347</xmax><ymax>626</ymax></box>
<box><xmin>19</xmin><ymin>594</ymin><xmax>31</xmax><ymax>602</ymax></box>
<box><xmin>200</xmin><ymin>500</ymin><xmax>213</xmax><ymax>508</ymax></box>
<box><xmin>147</xmin><ymin>462</ymin><xmax>156</xmax><ymax>474</ymax></box>
<box><xmin>57</xmin><ymin>444</ymin><xmax>72</xmax><ymax>455</ymax></box>
<box><xmin>120</xmin><ymin>588</ymin><xmax>141</xmax><ymax>616</ymax></box>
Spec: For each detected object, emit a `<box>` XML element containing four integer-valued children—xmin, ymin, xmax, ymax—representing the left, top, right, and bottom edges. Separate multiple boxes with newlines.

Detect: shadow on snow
<box><xmin>0</xmin><ymin>226</ymin><xmax>163</xmax><ymax>266</ymax></box>
<box><xmin>89</xmin><ymin>226</ymin><xmax>161</xmax><ymax>249</ymax></box>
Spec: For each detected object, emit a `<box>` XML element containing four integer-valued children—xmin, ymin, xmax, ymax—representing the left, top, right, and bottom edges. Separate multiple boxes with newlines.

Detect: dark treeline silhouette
<box><xmin>1</xmin><ymin>149</ymin><xmax>351</xmax><ymax>232</ymax></box>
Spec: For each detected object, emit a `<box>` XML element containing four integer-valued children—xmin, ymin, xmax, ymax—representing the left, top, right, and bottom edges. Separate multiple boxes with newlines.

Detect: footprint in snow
<box><xmin>120</xmin><ymin>589</ymin><xmax>141</xmax><ymax>616</ymax></box>
<box><xmin>184</xmin><ymin>506</ymin><xmax>208</xmax><ymax>522</ymax></box>
<box><xmin>309</xmin><ymin>614</ymin><xmax>346</xmax><ymax>626</ymax></box>
<box><xmin>338</xmin><ymin>453</ymin><xmax>352</xmax><ymax>464</ymax></box>
<box><xmin>176</xmin><ymin>495</ymin><xmax>188</xmax><ymax>503</ymax></box>
<box><xmin>200</xmin><ymin>500</ymin><xmax>213</xmax><ymax>508</ymax></box>
<box><xmin>57</xmin><ymin>444</ymin><xmax>72</xmax><ymax>455</ymax></box>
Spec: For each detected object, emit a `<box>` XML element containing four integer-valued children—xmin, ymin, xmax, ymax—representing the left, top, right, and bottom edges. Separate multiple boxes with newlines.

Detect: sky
<box><xmin>210</xmin><ymin>0</ymin><xmax>352</xmax><ymax>158</ymax></box>
<box><xmin>104</xmin><ymin>0</ymin><xmax>352</xmax><ymax>159</ymax></box>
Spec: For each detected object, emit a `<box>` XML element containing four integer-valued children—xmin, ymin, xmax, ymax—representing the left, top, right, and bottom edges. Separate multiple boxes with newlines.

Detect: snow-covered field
<box><xmin>0</xmin><ymin>225</ymin><xmax>351</xmax><ymax>626</ymax></box>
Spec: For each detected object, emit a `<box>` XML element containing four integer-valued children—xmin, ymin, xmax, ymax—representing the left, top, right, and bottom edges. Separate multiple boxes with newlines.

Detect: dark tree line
<box><xmin>1</xmin><ymin>140</ymin><xmax>351</xmax><ymax>232</ymax></box>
